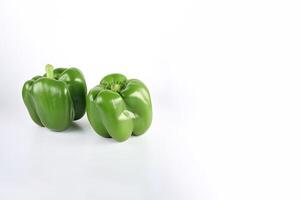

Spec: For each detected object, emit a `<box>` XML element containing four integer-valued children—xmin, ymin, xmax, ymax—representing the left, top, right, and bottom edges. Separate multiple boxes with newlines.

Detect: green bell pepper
<box><xmin>22</xmin><ymin>64</ymin><xmax>87</xmax><ymax>131</ymax></box>
<box><xmin>87</xmin><ymin>73</ymin><xmax>152</xmax><ymax>142</ymax></box>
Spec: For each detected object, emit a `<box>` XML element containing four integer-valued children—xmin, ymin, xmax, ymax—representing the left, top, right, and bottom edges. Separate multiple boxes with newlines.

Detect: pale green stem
<box><xmin>111</xmin><ymin>84</ymin><xmax>120</xmax><ymax>92</ymax></box>
<box><xmin>45</xmin><ymin>64</ymin><xmax>54</xmax><ymax>79</ymax></box>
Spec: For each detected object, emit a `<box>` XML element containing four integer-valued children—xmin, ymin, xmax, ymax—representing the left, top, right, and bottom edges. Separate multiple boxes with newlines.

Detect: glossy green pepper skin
<box><xmin>22</xmin><ymin>65</ymin><xmax>87</xmax><ymax>131</ymax></box>
<box><xmin>87</xmin><ymin>73</ymin><xmax>152</xmax><ymax>142</ymax></box>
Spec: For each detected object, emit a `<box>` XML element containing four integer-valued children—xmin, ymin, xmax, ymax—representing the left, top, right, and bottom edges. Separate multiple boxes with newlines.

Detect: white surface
<box><xmin>1</xmin><ymin>0</ymin><xmax>300</xmax><ymax>199</ymax></box>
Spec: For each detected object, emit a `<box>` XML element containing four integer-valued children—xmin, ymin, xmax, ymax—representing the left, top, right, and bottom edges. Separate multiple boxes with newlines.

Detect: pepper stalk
<box><xmin>45</xmin><ymin>64</ymin><xmax>54</xmax><ymax>79</ymax></box>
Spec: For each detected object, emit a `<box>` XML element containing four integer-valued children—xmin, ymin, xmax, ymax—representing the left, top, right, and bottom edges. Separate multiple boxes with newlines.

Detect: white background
<box><xmin>0</xmin><ymin>0</ymin><xmax>300</xmax><ymax>199</ymax></box>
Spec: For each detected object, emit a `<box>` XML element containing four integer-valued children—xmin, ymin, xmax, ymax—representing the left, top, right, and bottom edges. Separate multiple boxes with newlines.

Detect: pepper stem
<box><xmin>45</xmin><ymin>64</ymin><xmax>54</xmax><ymax>79</ymax></box>
<box><xmin>111</xmin><ymin>84</ymin><xmax>120</xmax><ymax>92</ymax></box>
